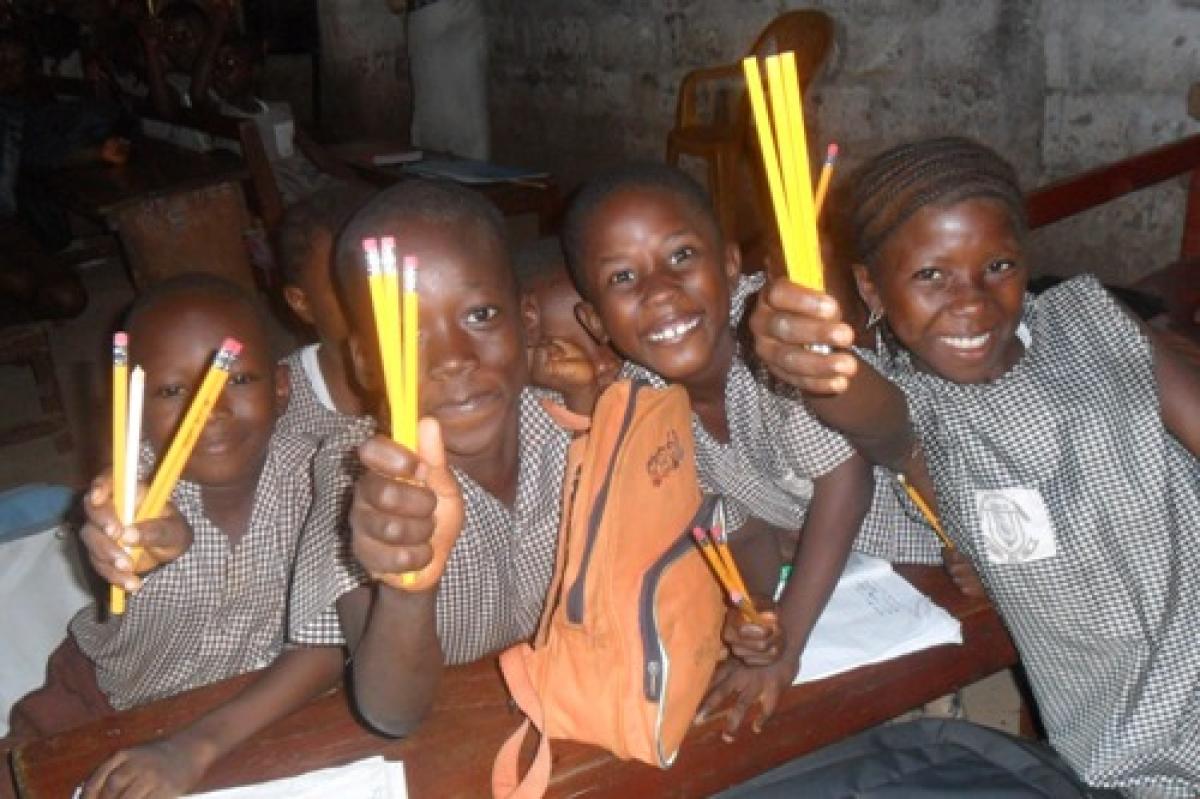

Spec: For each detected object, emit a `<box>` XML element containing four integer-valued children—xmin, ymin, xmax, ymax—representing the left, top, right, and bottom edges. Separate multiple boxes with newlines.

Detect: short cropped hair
<box><xmin>848</xmin><ymin>136</ymin><xmax>1026</xmax><ymax>268</ymax></box>
<box><xmin>277</xmin><ymin>182</ymin><xmax>375</xmax><ymax>287</ymax></box>
<box><xmin>512</xmin><ymin>236</ymin><xmax>568</xmax><ymax>292</ymax></box>
<box><xmin>125</xmin><ymin>273</ymin><xmax>273</xmax><ymax>355</ymax></box>
<box><xmin>333</xmin><ymin>178</ymin><xmax>510</xmax><ymax>316</ymax></box>
<box><xmin>561</xmin><ymin>162</ymin><xmax>719</xmax><ymax>299</ymax></box>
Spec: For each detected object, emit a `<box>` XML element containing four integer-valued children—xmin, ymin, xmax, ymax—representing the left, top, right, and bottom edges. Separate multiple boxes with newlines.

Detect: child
<box><xmin>9</xmin><ymin>275</ymin><xmax>347</xmax><ymax>797</ymax></box>
<box><xmin>559</xmin><ymin>163</ymin><xmax>940</xmax><ymax>740</ymax></box>
<box><xmin>515</xmin><ymin>235</ymin><xmax>620</xmax><ymax>412</ymax></box>
<box><xmin>287</xmin><ymin>179</ymin><xmax>577</xmax><ymax>735</ymax></box>
<box><xmin>276</xmin><ymin>182</ymin><xmax>375</xmax><ymax>442</ymax></box>
<box><xmin>748</xmin><ymin>136</ymin><xmax>1200</xmax><ymax>797</ymax></box>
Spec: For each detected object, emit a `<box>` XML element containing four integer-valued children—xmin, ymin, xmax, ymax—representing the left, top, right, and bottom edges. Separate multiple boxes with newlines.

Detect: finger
<box><xmin>696</xmin><ymin>661</ymin><xmax>738</xmax><ymax>722</ymax></box>
<box><xmin>82</xmin><ymin>752</ymin><xmax>126</xmax><ymax>799</ymax></box>
<box><xmin>722</xmin><ymin>691</ymin><xmax>756</xmax><ymax>742</ymax></box>
<box><xmin>751</xmin><ymin>685</ymin><xmax>781</xmax><ymax>734</ymax></box>
<box><xmin>763</xmin><ymin>278</ymin><xmax>843</xmax><ymax>321</ymax></box>
<box><xmin>81</xmin><ymin>524</ymin><xmax>139</xmax><ymax>590</ymax></box>
<box><xmin>415</xmin><ymin>418</ymin><xmax>458</xmax><ymax>503</ymax></box>
<box><xmin>85</xmin><ymin>477</ymin><xmax>121</xmax><ymax>537</ymax></box>
<box><xmin>357</xmin><ymin>434</ymin><xmax>420</xmax><ymax>483</ymax></box>
<box><xmin>353</xmin><ymin>532</ymin><xmax>433</xmax><ymax>576</ymax></box>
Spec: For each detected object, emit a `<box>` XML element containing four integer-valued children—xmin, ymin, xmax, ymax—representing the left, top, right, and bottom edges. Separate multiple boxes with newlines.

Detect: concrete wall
<box><xmin>320</xmin><ymin>0</ymin><xmax>1200</xmax><ymax>285</ymax></box>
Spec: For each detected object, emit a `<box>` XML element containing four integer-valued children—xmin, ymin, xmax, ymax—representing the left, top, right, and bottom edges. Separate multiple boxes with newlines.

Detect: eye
<box><xmin>154</xmin><ymin>383</ymin><xmax>186</xmax><ymax>399</ymax></box>
<box><xmin>606</xmin><ymin>268</ymin><xmax>635</xmax><ymax>287</ymax></box>
<box><xmin>465</xmin><ymin>305</ymin><xmax>500</xmax><ymax>325</ymax></box>
<box><xmin>986</xmin><ymin>258</ymin><xmax>1018</xmax><ymax>274</ymax></box>
<box><xmin>913</xmin><ymin>267</ymin><xmax>943</xmax><ymax>282</ymax></box>
<box><xmin>667</xmin><ymin>246</ymin><xmax>695</xmax><ymax>266</ymax></box>
<box><xmin>227</xmin><ymin>371</ymin><xmax>259</xmax><ymax>386</ymax></box>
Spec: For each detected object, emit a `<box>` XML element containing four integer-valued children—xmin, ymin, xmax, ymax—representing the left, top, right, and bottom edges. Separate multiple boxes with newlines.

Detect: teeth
<box><xmin>647</xmin><ymin>317</ymin><xmax>700</xmax><ymax>343</ymax></box>
<box><xmin>942</xmin><ymin>333</ymin><xmax>991</xmax><ymax>350</ymax></box>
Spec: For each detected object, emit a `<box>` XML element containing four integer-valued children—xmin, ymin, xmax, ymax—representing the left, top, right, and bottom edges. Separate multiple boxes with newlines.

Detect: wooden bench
<box><xmin>12</xmin><ymin>566</ymin><xmax>1017</xmax><ymax>798</ymax></box>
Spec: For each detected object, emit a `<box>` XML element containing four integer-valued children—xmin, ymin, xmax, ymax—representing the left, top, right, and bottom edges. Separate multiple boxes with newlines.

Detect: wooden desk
<box><xmin>330</xmin><ymin>140</ymin><xmax>561</xmax><ymax>235</ymax></box>
<box><xmin>42</xmin><ymin>136</ymin><xmax>258</xmax><ymax>291</ymax></box>
<box><xmin>13</xmin><ymin>566</ymin><xmax>1017</xmax><ymax>798</ymax></box>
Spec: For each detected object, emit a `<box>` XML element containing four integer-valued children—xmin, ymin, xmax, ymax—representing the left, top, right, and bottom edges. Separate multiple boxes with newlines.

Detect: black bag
<box><xmin>715</xmin><ymin>719</ymin><xmax>1120</xmax><ymax>799</ymax></box>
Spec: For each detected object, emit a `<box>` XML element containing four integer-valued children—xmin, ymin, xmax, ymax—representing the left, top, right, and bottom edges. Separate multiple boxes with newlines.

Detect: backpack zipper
<box><xmin>565</xmin><ymin>383</ymin><xmax>644</xmax><ymax>624</ymax></box>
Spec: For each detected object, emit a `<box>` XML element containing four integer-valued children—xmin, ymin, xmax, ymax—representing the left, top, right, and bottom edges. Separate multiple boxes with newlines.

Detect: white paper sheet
<box><xmin>185</xmin><ymin>757</ymin><xmax>407</xmax><ymax>799</ymax></box>
<box><xmin>793</xmin><ymin>553</ymin><xmax>963</xmax><ymax>685</ymax></box>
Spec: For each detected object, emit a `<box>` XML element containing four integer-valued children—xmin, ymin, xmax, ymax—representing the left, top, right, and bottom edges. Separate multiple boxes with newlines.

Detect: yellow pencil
<box><xmin>380</xmin><ymin>237</ymin><xmax>404</xmax><ymax>440</ymax></box>
<box><xmin>779</xmin><ymin>51</ymin><xmax>824</xmax><ymax>292</ymax></box>
<box><xmin>742</xmin><ymin>56</ymin><xmax>801</xmax><ymax>282</ymax></box>
<box><xmin>110</xmin><ymin>332</ymin><xmax>128</xmax><ymax>614</ymax></box>
<box><xmin>111</xmin><ymin>366</ymin><xmax>144</xmax><ymax>615</ymax></box>
<box><xmin>813</xmin><ymin>142</ymin><xmax>839</xmax><ymax>219</ymax></box>
<box><xmin>138</xmin><ymin>339</ymin><xmax>242</xmax><ymax>521</ymax></box>
<box><xmin>400</xmin><ymin>255</ymin><xmax>419</xmax><ymax>451</ymax></box>
<box><xmin>897</xmin><ymin>474</ymin><xmax>955</xmax><ymax>550</ymax></box>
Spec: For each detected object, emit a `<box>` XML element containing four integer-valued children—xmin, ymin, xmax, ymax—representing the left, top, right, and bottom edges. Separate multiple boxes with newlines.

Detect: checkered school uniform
<box><xmin>864</xmin><ymin>276</ymin><xmax>1200</xmax><ymax>797</ymax></box>
<box><xmin>290</xmin><ymin>388</ymin><xmax>571</xmax><ymax>665</ymax></box>
<box><xmin>69</xmin><ymin>432</ymin><xmax>327</xmax><ymax>711</ymax></box>
<box><xmin>277</xmin><ymin>345</ymin><xmax>357</xmax><ymax>445</ymax></box>
<box><xmin>624</xmin><ymin>273</ymin><xmax>942</xmax><ymax>563</ymax></box>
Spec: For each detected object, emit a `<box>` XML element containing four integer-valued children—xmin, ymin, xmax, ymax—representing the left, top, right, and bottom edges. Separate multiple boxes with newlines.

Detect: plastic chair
<box><xmin>665</xmin><ymin>10</ymin><xmax>835</xmax><ymax>242</ymax></box>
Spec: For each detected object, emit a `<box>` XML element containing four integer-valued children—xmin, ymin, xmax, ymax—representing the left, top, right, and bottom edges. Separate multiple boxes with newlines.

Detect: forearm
<box><xmin>350</xmin><ymin>582</ymin><xmax>442</xmax><ymax>737</ymax></box>
<box><xmin>729</xmin><ymin>517</ymin><xmax>785</xmax><ymax>600</ymax></box>
<box><xmin>776</xmin><ymin>456</ymin><xmax>871</xmax><ymax>655</ymax></box>
<box><xmin>169</xmin><ymin>645</ymin><xmax>344</xmax><ymax>774</ymax></box>
<box><xmin>806</xmin><ymin>361</ymin><xmax>916</xmax><ymax>472</ymax></box>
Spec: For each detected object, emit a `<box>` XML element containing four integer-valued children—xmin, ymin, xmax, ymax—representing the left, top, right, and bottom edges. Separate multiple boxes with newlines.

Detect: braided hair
<box><xmin>848</xmin><ymin>137</ymin><xmax>1026</xmax><ymax>269</ymax></box>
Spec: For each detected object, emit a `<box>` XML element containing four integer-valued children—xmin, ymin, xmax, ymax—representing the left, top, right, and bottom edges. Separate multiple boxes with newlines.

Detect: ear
<box><xmin>519</xmin><ymin>291</ymin><xmax>542</xmax><ymax>347</ymax></box>
<box><xmin>723</xmin><ymin>240</ymin><xmax>742</xmax><ymax>288</ymax></box>
<box><xmin>575</xmin><ymin>301</ymin><xmax>609</xmax><ymax>347</ymax></box>
<box><xmin>347</xmin><ymin>333</ymin><xmax>379</xmax><ymax>394</ymax></box>
<box><xmin>283</xmin><ymin>285</ymin><xmax>315</xmax><ymax>326</ymax></box>
<box><xmin>273</xmin><ymin>362</ymin><xmax>291</xmax><ymax>417</ymax></box>
<box><xmin>851</xmin><ymin>263</ymin><xmax>883</xmax><ymax>319</ymax></box>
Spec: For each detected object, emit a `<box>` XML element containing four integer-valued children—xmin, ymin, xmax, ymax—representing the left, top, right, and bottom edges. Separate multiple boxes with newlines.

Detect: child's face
<box><xmin>351</xmin><ymin>219</ymin><xmax>527</xmax><ymax>464</ymax></box>
<box><xmin>575</xmin><ymin>187</ymin><xmax>740</xmax><ymax>388</ymax></box>
<box><xmin>524</xmin><ymin>272</ymin><xmax>619</xmax><ymax>390</ymax></box>
<box><xmin>213</xmin><ymin>43</ymin><xmax>257</xmax><ymax>100</ymax></box>
<box><xmin>857</xmin><ymin>197</ymin><xmax>1028</xmax><ymax>384</ymax></box>
<box><xmin>134</xmin><ymin>296</ymin><xmax>285</xmax><ymax>489</ymax></box>
<box><xmin>163</xmin><ymin>16</ymin><xmax>204</xmax><ymax>72</ymax></box>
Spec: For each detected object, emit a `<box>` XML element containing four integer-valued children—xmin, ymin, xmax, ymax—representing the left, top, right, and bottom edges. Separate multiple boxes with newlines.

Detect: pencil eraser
<box><xmin>114</xmin><ymin>331</ymin><xmax>128</xmax><ymax>347</ymax></box>
<box><xmin>403</xmin><ymin>255</ymin><xmax>418</xmax><ymax>271</ymax></box>
<box><xmin>362</xmin><ymin>237</ymin><xmax>378</xmax><ymax>251</ymax></box>
<box><xmin>691</xmin><ymin>527</ymin><xmax>706</xmax><ymax>542</ymax></box>
<box><xmin>729</xmin><ymin>591</ymin><xmax>745</xmax><ymax>604</ymax></box>
<box><xmin>381</xmin><ymin>236</ymin><xmax>396</xmax><ymax>249</ymax></box>
<box><xmin>220</xmin><ymin>338</ymin><xmax>243</xmax><ymax>357</ymax></box>
<box><xmin>826</xmin><ymin>142</ymin><xmax>839</xmax><ymax>160</ymax></box>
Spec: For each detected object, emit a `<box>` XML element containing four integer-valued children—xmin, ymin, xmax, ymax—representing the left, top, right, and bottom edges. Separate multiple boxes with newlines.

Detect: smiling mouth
<box><xmin>939</xmin><ymin>332</ymin><xmax>992</xmax><ymax>351</ymax></box>
<box><xmin>435</xmin><ymin>391</ymin><xmax>502</xmax><ymax>419</ymax></box>
<box><xmin>646</xmin><ymin>316</ymin><xmax>701</xmax><ymax>344</ymax></box>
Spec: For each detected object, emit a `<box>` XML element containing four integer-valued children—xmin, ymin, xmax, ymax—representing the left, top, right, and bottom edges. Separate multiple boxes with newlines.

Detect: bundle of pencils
<box><xmin>692</xmin><ymin>525</ymin><xmax>768</xmax><ymax>627</ymax></box>
<box><xmin>109</xmin><ymin>336</ymin><xmax>242</xmax><ymax>614</ymax></box>
<box><xmin>897</xmin><ymin>474</ymin><xmax>955</xmax><ymax>550</ymax></box>
<box><xmin>743</xmin><ymin>52</ymin><xmax>837</xmax><ymax>292</ymax></box>
<box><xmin>362</xmin><ymin>237</ymin><xmax>421</xmax><ymax>585</ymax></box>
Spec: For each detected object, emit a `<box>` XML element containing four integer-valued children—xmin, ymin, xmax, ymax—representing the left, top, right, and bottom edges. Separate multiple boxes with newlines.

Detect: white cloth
<box><xmin>0</xmin><ymin>524</ymin><xmax>94</xmax><ymax>736</ymax></box>
<box><xmin>407</xmin><ymin>0</ymin><xmax>490</xmax><ymax>160</ymax></box>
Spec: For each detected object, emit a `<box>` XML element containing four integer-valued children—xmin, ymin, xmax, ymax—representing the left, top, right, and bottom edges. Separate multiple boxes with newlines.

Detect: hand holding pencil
<box><xmin>81</xmin><ymin>472</ymin><xmax>192</xmax><ymax>594</ymax></box>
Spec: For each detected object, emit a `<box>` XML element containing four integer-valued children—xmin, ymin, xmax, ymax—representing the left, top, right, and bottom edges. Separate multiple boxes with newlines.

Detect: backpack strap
<box><xmin>492</xmin><ymin>645</ymin><xmax>553</xmax><ymax>799</ymax></box>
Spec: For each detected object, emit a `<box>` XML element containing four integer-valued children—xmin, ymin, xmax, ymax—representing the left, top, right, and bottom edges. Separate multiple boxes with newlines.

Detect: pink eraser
<box><xmin>362</xmin><ymin>237</ymin><xmax>378</xmax><ymax>252</ymax></box>
<box><xmin>220</xmin><ymin>338</ymin><xmax>243</xmax><ymax>357</ymax></box>
<box><xmin>826</xmin><ymin>142</ymin><xmax>839</xmax><ymax>161</ymax></box>
<box><xmin>729</xmin><ymin>591</ymin><xmax>745</xmax><ymax>605</ymax></box>
<box><xmin>692</xmin><ymin>527</ymin><xmax>707</xmax><ymax>542</ymax></box>
<box><xmin>381</xmin><ymin>235</ymin><xmax>396</xmax><ymax>249</ymax></box>
<box><xmin>403</xmin><ymin>255</ymin><xmax>418</xmax><ymax>271</ymax></box>
<box><xmin>114</xmin><ymin>331</ymin><xmax>128</xmax><ymax>346</ymax></box>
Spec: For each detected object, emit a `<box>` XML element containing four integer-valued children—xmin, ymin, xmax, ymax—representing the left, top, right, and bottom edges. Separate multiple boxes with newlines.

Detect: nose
<box><xmin>642</xmin><ymin>266</ymin><xmax>681</xmax><ymax>306</ymax></box>
<box><xmin>208</xmin><ymin>385</ymin><xmax>233</xmax><ymax>419</ymax></box>
<box><xmin>947</xmin><ymin>273</ymin><xmax>987</xmax><ymax>317</ymax></box>
<box><xmin>426</xmin><ymin>322</ymin><xmax>478</xmax><ymax>380</ymax></box>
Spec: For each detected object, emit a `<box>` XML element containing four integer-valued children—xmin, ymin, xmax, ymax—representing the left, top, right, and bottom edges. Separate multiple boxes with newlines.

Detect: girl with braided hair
<box><xmin>749</xmin><ymin>136</ymin><xmax>1200</xmax><ymax>797</ymax></box>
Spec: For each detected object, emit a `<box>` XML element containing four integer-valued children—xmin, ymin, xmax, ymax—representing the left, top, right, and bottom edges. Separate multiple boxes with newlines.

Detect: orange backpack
<box><xmin>492</xmin><ymin>380</ymin><xmax>726</xmax><ymax>798</ymax></box>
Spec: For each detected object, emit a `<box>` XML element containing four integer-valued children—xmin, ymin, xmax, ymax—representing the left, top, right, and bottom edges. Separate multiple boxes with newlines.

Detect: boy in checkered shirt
<box><xmin>288</xmin><ymin>180</ymin><xmax>576</xmax><ymax>736</ymax></box>
<box><xmin>276</xmin><ymin>183</ymin><xmax>376</xmax><ymax>444</ymax></box>
<box><xmin>556</xmin><ymin>162</ymin><xmax>948</xmax><ymax>741</ymax></box>
<box><xmin>10</xmin><ymin>276</ymin><xmax>347</xmax><ymax>797</ymax></box>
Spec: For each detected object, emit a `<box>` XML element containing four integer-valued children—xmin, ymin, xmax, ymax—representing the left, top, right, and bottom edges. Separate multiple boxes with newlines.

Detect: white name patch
<box><xmin>975</xmin><ymin>488</ymin><xmax>1057</xmax><ymax>564</ymax></box>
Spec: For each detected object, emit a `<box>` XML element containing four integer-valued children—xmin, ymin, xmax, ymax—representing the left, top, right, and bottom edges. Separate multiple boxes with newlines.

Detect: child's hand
<box><xmin>529</xmin><ymin>337</ymin><xmax>598</xmax><ymax>414</ymax></box>
<box><xmin>942</xmin><ymin>547</ymin><xmax>986</xmax><ymax>598</ymax></box>
<box><xmin>351</xmin><ymin>418</ymin><xmax>465</xmax><ymax>592</ymax></box>
<box><xmin>80</xmin><ymin>735</ymin><xmax>211</xmax><ymax>799</ymax></box>
<box><xmin>749</xmin><ymin>277</ymin><xmax>860</xmax><ymax>395</ymax></box>
<box><xmin>81</xmin><ymin>473</ymin><xmax>192</xmax><ymax>594</ymax></box>
<box><xmin>695</xmin><ymin>656</ymin><xmax>799</xmax><ymax>741</ymax></box>
<box><xmin>722</xmin><ymin>605</ymin><xmax>786</xmax><ymax>667</ymax></box>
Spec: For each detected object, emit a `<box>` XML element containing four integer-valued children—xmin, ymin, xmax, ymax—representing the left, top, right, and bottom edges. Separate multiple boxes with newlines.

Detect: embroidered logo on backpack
<box><xmin>646</xmin><ymin>429</ymin><xmax>685</xmax><ymax>487</ymax></box>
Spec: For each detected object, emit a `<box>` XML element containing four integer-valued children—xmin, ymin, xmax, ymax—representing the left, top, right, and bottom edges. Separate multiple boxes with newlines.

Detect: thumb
<box><xmin>415</xmin><ymin>417</ymin><xmax>455</xmax><ymax>499</ymax></box>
